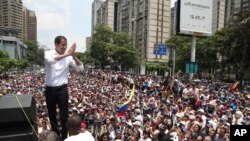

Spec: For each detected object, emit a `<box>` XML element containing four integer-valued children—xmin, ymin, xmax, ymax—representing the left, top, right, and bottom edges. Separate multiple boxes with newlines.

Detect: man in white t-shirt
<box><xmin>79</xmin><ymin>122</ymin><xmax>95</xmax><ymax>141</ymax></box>
<box><xmin>65</xmin><ymin>115</ymin><xmax>95</xmax><ymax>141</ymax></box>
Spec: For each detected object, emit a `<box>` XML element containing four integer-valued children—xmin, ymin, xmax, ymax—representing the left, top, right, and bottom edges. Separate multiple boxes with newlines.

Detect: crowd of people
<box><xmin>1</xmin><ymin>69</ymin><xmax>250</xmax><ymax>141</ymax></box>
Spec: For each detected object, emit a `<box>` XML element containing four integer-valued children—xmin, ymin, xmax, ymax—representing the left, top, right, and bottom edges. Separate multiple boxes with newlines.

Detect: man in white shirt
<box><xmin>65</xmin><ymin>115</ymin><xmax>95</xmax><ymax>141</ymax></box>
<box><xmin>44</xmin><ymin>36</ymin><xmax>83</xmax><ymax>141</ymax></box>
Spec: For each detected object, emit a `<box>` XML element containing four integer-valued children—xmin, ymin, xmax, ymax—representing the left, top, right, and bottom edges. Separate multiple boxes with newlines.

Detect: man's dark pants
<box><xmin>45</xmin><ymin>84</ymin><xmax>68</xmax><ymax>140</ymax></box>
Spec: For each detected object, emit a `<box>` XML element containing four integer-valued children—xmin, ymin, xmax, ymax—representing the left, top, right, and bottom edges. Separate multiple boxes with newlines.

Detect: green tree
<box><xmin>25</xmin><ymin>40</ymin><xmax>44</xmax><ymax>66</ymax></box>
<box><xmin>166</xmin><ymin>36</ymin><xmax>192</xmax><ymax>71</ymax></box>
<box><xmin>0</xmin><ymin>50</ymin><xmax>29</xmax><ymax>73</ymax></box>
<box><xmin>195</xmin><ymin>37</ymin><xmax>218</xmax><ymax>76</ymax></box>
<box><xmin>166</xmin><ymin>36</ymin><xmax>218</xmax><ymax>77</ymax></box>
<box><xmin>91</xmin><ymin>24</ymin><xmax>140</xmax><ymax>70</ymax></box>
<box><xmin>165</xmin><ymin>10</ymin><xmax>250</xmax><ymax>80</ymax></box>
<box><xmin>111</xmin><ymin>32</ymin><xmax>140</xmax><ymax>70</ymax></box>
<box><xmin>0</xmin><ymin>51</ymin><xmax>12</xmax><ymax>73</ymax></box>
<box><xmin>36</xmin><ymin>48</ymin><xmax>45</xmax><ymax>66</ymax></box>
<box><xmin>75</xmin><ymin>52</ymin><xmax>96</xmax><ymax>65</ymax></box>
<box><xmin>229</xmin><ymin>10</ymin><xmax>250</xmax><ymax>80</ymax></box>
<box><xmin>214</xmin><ymin>10</ymin><xmax>250</xmax><ymax>80</ymax></box>
<box><xmin>25</xmin><ymin>40</ymin><xmax>38</xmax><ymax>64</ymax></box>
<box><xmin>0</xmin><ymin>50</ymin><xmax>9</xmax><ymax>58</ymax></box>
<box><xmin>146</xmin><ymin>62</ymin><xmax>169</xmax><ymax>75</ymax></box>
<box><xmin>91</xmin><ymin>24</ymin><xmax>113</xmax><ymax>68</ymax></box>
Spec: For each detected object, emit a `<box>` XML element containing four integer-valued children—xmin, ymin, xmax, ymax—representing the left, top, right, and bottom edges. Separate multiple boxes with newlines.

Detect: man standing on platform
<box><xmin>44</xmin><ymin>35</ymin><xmax>83</xmax><ymax>140</ymax></box>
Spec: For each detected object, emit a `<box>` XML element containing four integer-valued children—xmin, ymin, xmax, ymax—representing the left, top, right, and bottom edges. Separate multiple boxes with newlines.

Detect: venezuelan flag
<box><xmin>117</xmin><ymin>85</ymin><xmax>135</xmax><ymax>117</ymax></box>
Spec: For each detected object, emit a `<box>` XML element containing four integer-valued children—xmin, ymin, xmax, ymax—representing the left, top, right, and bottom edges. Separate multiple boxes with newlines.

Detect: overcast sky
<box><xmin>22</xmin><ymin>0</ymin><xmax>177</xmax><ymax>52</ymax></box>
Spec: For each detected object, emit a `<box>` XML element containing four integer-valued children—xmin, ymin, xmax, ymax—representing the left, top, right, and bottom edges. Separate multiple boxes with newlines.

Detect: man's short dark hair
<box><xmin>54</xmin><ymin>36</ymin><xmax>67</xmax><ymax>44</ymax></box>
<box><xmin>67</xmin><ymin>114</ymin><xmax>82</xmax><ymax>131</ymax></box>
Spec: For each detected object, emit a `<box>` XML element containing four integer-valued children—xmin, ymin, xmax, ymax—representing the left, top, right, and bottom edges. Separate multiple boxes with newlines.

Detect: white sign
<box><xmin>180</xmin><ymin>0</ymin><xmax>213</xmax><ymax>36</ymax></box>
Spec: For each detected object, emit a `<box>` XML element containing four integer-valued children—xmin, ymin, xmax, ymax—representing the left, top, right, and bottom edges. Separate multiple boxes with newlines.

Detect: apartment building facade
<box><xmin>212</xmin><ymin>0</ymin><xmax>226</xmax><ymax>34</ymax></box>
<box><xmin>85</xmin><ymin>36</ymin><xmax>92</xmax><ymax>52</ymax></box>
<box><xmin>0</xmin><ymin>0</ymin><xmax>23</xmax><ymax>39</ymax></box>
<box><xmin>117</xmin><ymin>0</ymin><xmax>171</xmax><ymax>62</ymax></box>
<box><xmin>225</xmin><ymin>0</ymin><xmax>250</xmax><ymax>25</ymax></box>
<box><xmin>23</xmin><ymin>7</ymin><xmax>37</xmax><ymax>42</ymax></box>
<box><xmin>96</xmin><ymin>0</ymin><xmax>118</xmax><ymax>32</ymax></box>
<box><xmin>94</xmin><ymin>0</ymin><xmax>171</xmax><ymax>74</ymax></box>
<box><xmin>92</xmin><ymin>0</ymin><xmax>105</xmax><ymax>35</ymax></box>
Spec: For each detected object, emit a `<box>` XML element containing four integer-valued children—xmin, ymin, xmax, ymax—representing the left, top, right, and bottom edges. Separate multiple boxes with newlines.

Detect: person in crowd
<box><xmin>99</xmin><ymin>132</ymin><xmax>110</xmax><ymax>141</ymax></box>
<box><xmin>65</xmin><ymin>114</ymin><xmax>90</xmax><ymax>141</ymax></box>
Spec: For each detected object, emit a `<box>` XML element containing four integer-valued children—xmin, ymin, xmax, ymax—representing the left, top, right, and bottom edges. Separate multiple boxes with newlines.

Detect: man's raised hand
<box><xmin>67</xmin><ymin>43</ymin><xmax>76</xmax><ymax>56</ymax></box>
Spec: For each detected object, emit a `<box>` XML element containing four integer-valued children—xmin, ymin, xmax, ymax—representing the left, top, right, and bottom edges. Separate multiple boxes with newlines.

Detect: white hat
<box><xmin>245</xmin><ymin>107</ymin><xmax>250</xmax><ymax>111</ymax></box>
<box><xmin>77</xmin><ymin>103</ymin><xmax>82</xmax><ymax>108</ymax></box>
<box><xmin>132</xmin><ymin>121</ymin><xmax>142</xmax><ymax>126</ymax></box>
<box><xmin>180</xmin><ymin>121</ymin><xmax>186</xmax><ymax>125</ymax></box>
<box><xmin>193</xmin><ymin>121</ymin><xmax>200</xmax><ymax>126</ymax></box>
<box><xmin>135</xmin><ymin>109</ymin><xmax>141</xmax><ymax>113</ymax></box>
<box><xmin>189</xmin><ymin>115</ymin><xmax>195</xmax><ymax>120</ymax></box>
<box><xmin>176</xmin><ymin>113</ymin><xmax>182</xmax><ymax>118</ymax></box>
<box><xmin>235</xmin><ymin>111</ymin><xmax>242</xmax><ymax>117</ymax></box>
<box><xmin>135</xmin><ymin>115</ymin><xmax>143</xmax><ymax>123</ymax></box>
<box><xmin>197</xmin><ymin>109</ymin><xmax>204</xmax><ymax>113</ymax></box>
<box><xmin>72</xmin><ymin>107</ymin><xmax>77</xmax><ymax>111</ymax></box>
<box><xmin>73</xmin><ymin>98</ymin><xmax>78</xmax><ymax>103</ymax></box>
<box><xmin>146</xmin><ymin>114</ymin><xmax>152</xmax><ymax>119</ymax></box>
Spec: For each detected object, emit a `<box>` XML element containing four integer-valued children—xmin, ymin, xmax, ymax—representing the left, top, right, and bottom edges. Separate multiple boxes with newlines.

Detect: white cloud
<box><xmin>22</xmin><ymin>0</ymin><xmax>88</xmax><ymax>52</ymax></box>
<box><xmin>39</xmin><ymin>13</ymin><xmax>68</xmax><ymax>30</ymax></box>
<box><xmin>23</xmin><ymin>0</ymin><xmax>70</xmax><ymax>30</ymax></box>
<box><xmin>172</xmin><ymin>0</ymin><xmax>177</xmax><ymax>7</ymax></box>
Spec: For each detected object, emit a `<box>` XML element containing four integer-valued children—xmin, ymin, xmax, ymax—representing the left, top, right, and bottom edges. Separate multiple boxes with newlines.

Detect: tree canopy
<box><xmin>0</xmin><ymin>50</ymin><xmax>29</xmax><ymax>73</ymax></box>
<box><xmin>90</xmin><ymin>24</ymin><xmax>140</xmax><ymax>70</ymax></box>
<box><xmin>25</xmin><ymin>40</ymin><xmax>44</xmax><ymax>66</ymax></box>
<box><xmin>165</xmin><ymin>10</ymin><xmax>250</xmax><ymax>80</ymax></box>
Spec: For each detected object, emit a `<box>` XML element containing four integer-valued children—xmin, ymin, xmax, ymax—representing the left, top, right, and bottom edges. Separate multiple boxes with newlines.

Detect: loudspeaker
<box><xmin>0</xmin><ymin>94</ymin><xmax>38</xmax><ymax>141</ymax></box>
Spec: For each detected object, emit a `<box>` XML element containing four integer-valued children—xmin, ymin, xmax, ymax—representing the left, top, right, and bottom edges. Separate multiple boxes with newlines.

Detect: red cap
<box><xmin>81</xmin><ymin>122</ymin><xmax>86</xmax><ymax>128</ymax></box>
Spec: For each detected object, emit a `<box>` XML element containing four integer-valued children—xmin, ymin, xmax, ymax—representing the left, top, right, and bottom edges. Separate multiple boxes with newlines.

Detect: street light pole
<box><xmin>172</xmin><ymin>47</ymin><xmax>176</xmax><ymax>76</ymax></box>
<box><xmin>190</xmin><ymin>36</ymin><xmax>196</xmax><ymax>80</ymax></box>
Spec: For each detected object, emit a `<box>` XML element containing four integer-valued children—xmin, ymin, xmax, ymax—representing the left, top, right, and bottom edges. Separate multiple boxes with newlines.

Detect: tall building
<box><xmin>85</xmin><ymin>37</ymin><xmax>92</xmax><ymax>52</ymax></box>
<box><xmin>225</xmin><ymin>0</ymin><xmax>250</xmax><ymax>25</ymax></box>
<box><xmin>92</xmin><ymin>0</ymin><xmax>105</xmax><ymax>35</ymax></box>
<box><xmin>170</xmin><ymin>2</ymin><xmax>178</xmax><ymax>36</ymax></box>
<box><xmin>170</xmin><ymin>7</ymin><xmax>175</xmax><ymax>36</ymax></box>
<box><xmin>96</xmin><ymin>0</ymin><xmax>118</xmax><ymax>32</ymax></box>
<box><xmin>117</xmin><ymin>0</ymin><xmax>171</xmax><ymax>63</ymax></box>
<box><xmin>212</xmin><ymin>0</ymin><xmax>226</xmax><ymax>34</ymax></box>
<box><xmin>0</xmin><ymin>0</ymin><xmax>23</xmax><ymax>39</ymax></box>
<box><xmin>23</xmin><ymin>7</ymin><xmax>37</xmax><ymax>42</ymax></box>
<box><xmin>93</xmin><ymin>0</ymin><xmax>171</xmax><ymax>74</ymax></box>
